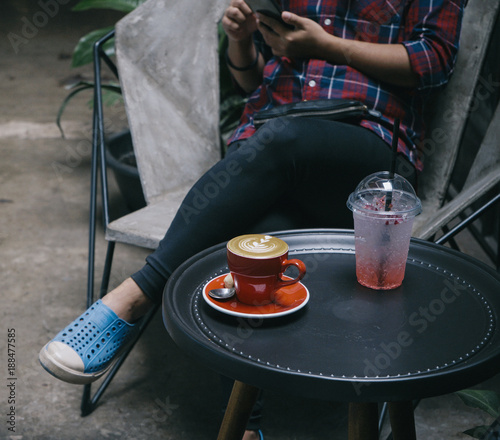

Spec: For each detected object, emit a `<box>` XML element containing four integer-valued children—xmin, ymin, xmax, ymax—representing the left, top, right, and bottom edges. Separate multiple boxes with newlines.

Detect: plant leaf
<box><xmin>56</xmin><ymin>81</ymin><xmax>123</xmax><ymax>136</ymax></box>
<box><xmin>463</xmin><ymin>425</ymin><xmax>490</xmax><ymax>438</ymax></box>
<box><xmin>56</xmin><ymin>84</ymin><xmax>95</xmax><ymax>137</ymax></box>
<box><xmin>72</xmin><ymin>0</ymin><xmax>146</xmax><ymax>13</ymax></box>
<box><xmin>71</xmin><ymin>27</ymin><xmax>115</xmax><ymax>68</ymax></box>
<box><xmin>102</xmin><ymin>88</ymin><xmax>124</xmax><ymax>107</ymax></box>
<box><xmin>456</xmin><ymin>390</ymin><xmax>500</xmax><ymax>418</ymax></box>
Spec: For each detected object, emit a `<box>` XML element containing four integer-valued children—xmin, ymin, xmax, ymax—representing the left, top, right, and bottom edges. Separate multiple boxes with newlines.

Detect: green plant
<box><xmin>57</xmin><ymin>0</ymin><xmax>245</xmax><ymax>149</ymax></box>
<box><xmin>456</xmin><ymin>389</ymin><xmax>500</xmax><ymax>438</ymax></box>
<box><xmin>70</xmin><ymin>0</ymin><xmax>145</xmax><ymax>67</ymax></box>
<box><xmin>56</xmin><ymin>0</ymin><xmax>140</xmax><ymax>135</ymax></box>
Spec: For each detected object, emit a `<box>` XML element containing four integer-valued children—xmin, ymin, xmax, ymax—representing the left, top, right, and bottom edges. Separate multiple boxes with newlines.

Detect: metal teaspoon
<box><xmin>208</xmin><ymin>288</ymin><xmax>236</xmax><ymax>301</ymax></box>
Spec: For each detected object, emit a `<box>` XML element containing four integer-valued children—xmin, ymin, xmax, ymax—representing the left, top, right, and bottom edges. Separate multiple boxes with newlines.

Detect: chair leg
<box><xmin>99</xmin><ymin>241</ymin><xmax>115</xmax><ymax>299</ymax></box>
<box><xmin>81</xmin><ymin>304</ymin><xmax>159</xmax><ymax>416</ymax></box>
<box><xmin>387</xmin><ymin>401</ymin><xmax>416</xmax><ymax>440</ymax></box>
<box><xmin>379</xmin><ymin>401</ymin><xmax>388</xmax><ymax>432</ymax></box>
<box><xmin>348</xmin><ymin>402</ymin><xmax>379</xmax><ymax>440</ymax></box>
<box><xmin>217</xmin><ymin>381</ymin><xmax>260</xmax><ymax>440</ymax></box>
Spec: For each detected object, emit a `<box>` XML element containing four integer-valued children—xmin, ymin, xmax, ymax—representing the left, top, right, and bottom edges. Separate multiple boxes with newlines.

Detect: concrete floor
<box><xmin>1</xmin><ymin>1</ymin><xmax>499</xmax><ymax>439</ymax></box>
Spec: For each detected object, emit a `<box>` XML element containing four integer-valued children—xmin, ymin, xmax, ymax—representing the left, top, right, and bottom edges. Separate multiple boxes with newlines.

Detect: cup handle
<box><xmin>277</xmin><ymin>259</ymin><xmax>306</xmax><ymax>288</ymax></box>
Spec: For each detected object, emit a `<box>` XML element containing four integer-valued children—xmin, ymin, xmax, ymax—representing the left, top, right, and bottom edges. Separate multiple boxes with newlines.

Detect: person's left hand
<box><xmin>256</xmin><ymin>11</ymin><xmax>330</xmax><ymax>59</ymax></box>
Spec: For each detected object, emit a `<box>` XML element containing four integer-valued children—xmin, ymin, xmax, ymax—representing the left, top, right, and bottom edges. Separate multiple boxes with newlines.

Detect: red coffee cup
<box><xmin>227</xmin><ymin>234</ymin><xmax>306</xmax><ymax>305</ymax></box>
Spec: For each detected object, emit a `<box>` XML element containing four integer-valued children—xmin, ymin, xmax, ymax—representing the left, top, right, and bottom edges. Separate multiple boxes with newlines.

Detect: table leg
<box><xmin>348</xmin><ymin>402</ymin><xmax>379</xmax><ymax>440</ymax></box>
<box><xmin>388</xmin><ymin>401</ymin><xmax>417</xmax><ymax>440</ymax></box>
<box><xmin>217</xmin><ymin>380</ymin><xmax>260</xmax><ymax>440</ymax></box>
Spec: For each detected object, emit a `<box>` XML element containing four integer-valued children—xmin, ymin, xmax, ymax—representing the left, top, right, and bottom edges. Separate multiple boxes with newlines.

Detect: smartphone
<box><xmin>245</xmin><ymin>0</ymin><xmax>294</xmax><ymax>29</ymax></box>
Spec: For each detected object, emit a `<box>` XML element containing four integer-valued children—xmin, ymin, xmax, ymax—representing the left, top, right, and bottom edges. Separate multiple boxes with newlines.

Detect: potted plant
<box><xmin>58</xmin><ymin>0</ymin><xmax>245</xmax><ymax>211</ymax></box>
<box><xmin>456</xmin><ymin>389</ymin><xmax>500</xmax><ymax>438</ymax></box>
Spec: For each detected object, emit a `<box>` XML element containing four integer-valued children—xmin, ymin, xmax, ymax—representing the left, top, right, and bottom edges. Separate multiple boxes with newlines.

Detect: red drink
<box><xmin>347</xmin><ymin>172</ymin><xmax>421</xmax><ymax>291</ymax></box>
<box><xmin>353</xmin><ymin>210</ymin><xmax>414</xmax><ymax>289</ymax></box>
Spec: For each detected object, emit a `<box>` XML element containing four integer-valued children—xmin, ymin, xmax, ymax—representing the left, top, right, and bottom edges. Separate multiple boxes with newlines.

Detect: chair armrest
<box><xmin>413</xmin><ymin>164</ymin><xmax>500</xmax><ymax>240</ymax></box>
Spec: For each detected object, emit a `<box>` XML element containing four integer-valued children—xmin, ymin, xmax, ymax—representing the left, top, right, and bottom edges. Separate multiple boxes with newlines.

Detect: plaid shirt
<box><xmin>227</xmin><ymin>0</ymin><xmax>465</xmax><ymax>171</ymax></box>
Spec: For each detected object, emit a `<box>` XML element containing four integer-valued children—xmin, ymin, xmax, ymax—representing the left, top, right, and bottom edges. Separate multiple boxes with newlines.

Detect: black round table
<box><xmin>163</xmin><ymin>229</ymin><xmax>500</xmax><ymax>439</ymax></box>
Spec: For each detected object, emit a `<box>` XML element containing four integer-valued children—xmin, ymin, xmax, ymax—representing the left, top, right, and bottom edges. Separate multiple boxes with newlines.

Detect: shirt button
<box><xmin>324</xmin><ymin>18</ymin><xmax>332</xmax><ymax>25</ymax></box>
<box><xmin>308</xmin><ymin>80</ymin><xmax>316</xmax><ymax>87</ymax></box>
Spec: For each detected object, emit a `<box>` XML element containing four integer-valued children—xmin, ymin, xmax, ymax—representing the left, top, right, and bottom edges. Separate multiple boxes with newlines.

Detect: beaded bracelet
<box><xmin>225</xmin><ymin>48</ymin><xmax>259</xmax><ymax>71</ymax></box>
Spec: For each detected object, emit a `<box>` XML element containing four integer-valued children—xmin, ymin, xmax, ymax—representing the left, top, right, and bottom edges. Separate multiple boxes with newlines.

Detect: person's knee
<box><xmin>252</xmin><ymin>117</ymin><xmax>293</xmax><ymax>148</ymax></box>
<box><xmin>249</xmin><ymin>117</ymin><xmax>309</xmax><ymax>158</ymax></box>
<box><xmin>232</xmin><ymin>117</ymin><xmax>318</xmax><ymax>176</ymax></box>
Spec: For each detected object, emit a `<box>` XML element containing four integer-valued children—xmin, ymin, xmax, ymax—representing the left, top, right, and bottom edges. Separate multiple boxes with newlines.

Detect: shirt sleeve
<box><xmin>402</xmin><ymin>0</ymin><xmax>465</xmax><ymax>91</ymax></box>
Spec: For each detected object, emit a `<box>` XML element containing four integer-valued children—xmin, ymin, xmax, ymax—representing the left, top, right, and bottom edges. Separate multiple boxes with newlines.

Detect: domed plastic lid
<box><xmin>347</xmin><ymin>171</ymin><xmax>422</xmax><ymax>217</ymax></box>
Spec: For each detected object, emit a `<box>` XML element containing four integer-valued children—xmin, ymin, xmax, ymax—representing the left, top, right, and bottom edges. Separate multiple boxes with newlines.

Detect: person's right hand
<box><xmin>256</xmin><ymin>11</ymin><xmax>329</xmax><ymax>60</ymax></box>
<box><xmin>221</xmin><ymin>0</ymin><xmax>258</xmax><ymax>42</ymax></box>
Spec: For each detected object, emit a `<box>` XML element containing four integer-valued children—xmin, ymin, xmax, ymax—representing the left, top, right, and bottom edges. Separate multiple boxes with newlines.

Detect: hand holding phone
<box><xmin>245</xmin><ymin>0</ymin><xmax>294</xmax><ymax>30</ymax></box>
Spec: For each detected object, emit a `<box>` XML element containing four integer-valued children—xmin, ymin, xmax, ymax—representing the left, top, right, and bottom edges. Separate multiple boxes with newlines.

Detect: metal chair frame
<box><xmin>80</xmin><ymin>29</ymin><xmax>158</xmax><ymax>416</ymax></box>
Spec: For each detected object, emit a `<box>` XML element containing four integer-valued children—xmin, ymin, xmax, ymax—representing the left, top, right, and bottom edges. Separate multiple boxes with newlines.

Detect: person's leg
<box><xmin>101</xmin><ymin>117</ymin><xmax>416</xmax><ymax>308</ymax></box>
<box><xmin>134</xmin><ymin>116</ymin><xmax>416</xmax><ymax>301</ymax></box>
<box><xmin>40</xmin><ymin>117</ymin><xmax>416</xmax><ymax>384</ymax></box>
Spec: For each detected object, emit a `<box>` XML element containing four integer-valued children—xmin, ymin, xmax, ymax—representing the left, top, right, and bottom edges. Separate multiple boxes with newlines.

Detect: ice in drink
<box><xmin>347</xmin><ymin>172</ymin><xmax>421</xmax><ymax>290</ymax></box>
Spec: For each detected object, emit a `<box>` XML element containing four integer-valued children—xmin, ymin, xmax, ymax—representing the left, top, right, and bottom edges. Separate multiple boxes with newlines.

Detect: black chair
<box><xmin>80</xmin><ymin>30</ymin><xmax>158</xmax><ymax>416</ymax></box>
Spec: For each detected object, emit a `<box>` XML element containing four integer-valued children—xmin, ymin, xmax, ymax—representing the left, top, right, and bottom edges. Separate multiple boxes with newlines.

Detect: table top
<box><xmin>163</xmin><ymin>229</ymin><xmax>500</xmax><ymax>402</ymax></box>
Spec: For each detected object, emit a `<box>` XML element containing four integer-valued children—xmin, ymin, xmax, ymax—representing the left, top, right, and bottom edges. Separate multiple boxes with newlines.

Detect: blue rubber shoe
<box><xmin>39</xmin><ymin>300</ymin><xmax>138</xmax><ymax>384</ymax></box>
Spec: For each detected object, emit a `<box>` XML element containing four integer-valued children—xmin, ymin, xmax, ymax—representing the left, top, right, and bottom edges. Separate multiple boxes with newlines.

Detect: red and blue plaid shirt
<box><xmin>227</xmin><ymin>0</ymin><xmax>465</xmax><ymax>171</ymax></box>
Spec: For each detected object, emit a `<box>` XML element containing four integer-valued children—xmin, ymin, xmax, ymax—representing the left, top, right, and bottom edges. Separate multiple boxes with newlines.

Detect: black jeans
<box><xmin>132</xmin><ymin>117</ymin><xmax>417</xmax><ymax>303</ymax></box>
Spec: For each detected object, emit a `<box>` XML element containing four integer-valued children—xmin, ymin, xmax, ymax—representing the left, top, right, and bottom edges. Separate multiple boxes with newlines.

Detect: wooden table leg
<box><xmin>388</xmin><ymin>401</ymin><xmax>417</xmax><ymax>440</ymax></box>
<box><xmin>348</xmin><ymin>402</ymin><xmax>379</xmax><ymax>440</ymax></box>
<box><xmin>217</xmin><ymin>380</ymin><xmax>260</xmax><ymax>440</ymax></box>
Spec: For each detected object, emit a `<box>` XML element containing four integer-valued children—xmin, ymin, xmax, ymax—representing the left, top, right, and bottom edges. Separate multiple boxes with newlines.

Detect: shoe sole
<box><xmin>39</xmin><ymin>342</ymin><xmax>113</xmax><ymax>385</ymax></box>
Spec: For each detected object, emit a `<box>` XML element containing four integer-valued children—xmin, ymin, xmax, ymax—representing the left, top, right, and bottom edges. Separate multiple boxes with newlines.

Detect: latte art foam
<box><xmin>240</xmin><ymin>236</ymin><xmax>279</xmax><ymax>253</ymax></box>
<box><xmin>228</xmin><ymin>234</ymin><xmax>288</xmax><ymax>258</ymax></box>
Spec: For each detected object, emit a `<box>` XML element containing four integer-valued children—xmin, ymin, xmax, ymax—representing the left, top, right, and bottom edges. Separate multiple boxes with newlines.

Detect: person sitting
<box><xmin>39</xmin><ymin>0</ymin><xmax>465</xmax><ymax>438</ymax></box>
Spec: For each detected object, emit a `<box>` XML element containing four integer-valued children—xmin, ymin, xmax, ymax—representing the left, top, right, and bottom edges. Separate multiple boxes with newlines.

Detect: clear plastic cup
<box><xmin>347</xmin><ymin>172</ymin><xmax>422</xmax><ymax>290</ymax></box>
